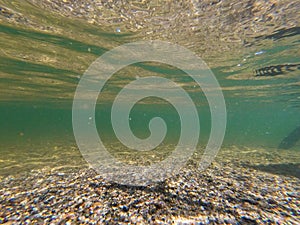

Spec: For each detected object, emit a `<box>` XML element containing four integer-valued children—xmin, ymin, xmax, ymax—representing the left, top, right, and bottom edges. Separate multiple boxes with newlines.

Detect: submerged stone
<box><xmin>278</xmin><ymin>125</ymin><xmax>300</xmax><ymax>149</ymax></box>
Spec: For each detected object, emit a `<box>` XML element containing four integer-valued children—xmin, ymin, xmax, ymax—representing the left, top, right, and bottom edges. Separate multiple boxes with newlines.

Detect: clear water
<box><xmin>0</xmin><ymin>0</ymin><xmax>299</xmax><ymax>177</ymax></box>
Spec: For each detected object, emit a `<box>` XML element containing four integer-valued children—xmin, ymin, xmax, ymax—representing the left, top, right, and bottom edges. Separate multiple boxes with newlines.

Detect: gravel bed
<box><xmin>0</xmin><ymin>162</ymin><xmax>299</xmax><ymax>224</ymax></box>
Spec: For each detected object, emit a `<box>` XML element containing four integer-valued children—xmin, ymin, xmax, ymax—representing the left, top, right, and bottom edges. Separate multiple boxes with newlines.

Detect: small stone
<box><xmin>120</xmin><ymin>205</ymin><xmax>129</xmax><ymax>212</ymax></box>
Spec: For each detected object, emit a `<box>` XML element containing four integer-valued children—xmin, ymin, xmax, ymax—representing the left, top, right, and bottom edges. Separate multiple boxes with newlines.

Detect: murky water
<box><xmin>0</xmin><ymin>0</ymin><xmax>299</xmax><ymax>177</ymax></box>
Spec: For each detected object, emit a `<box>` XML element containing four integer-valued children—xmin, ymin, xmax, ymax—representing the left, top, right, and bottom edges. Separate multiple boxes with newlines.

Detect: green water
<box><xmin>0</xmin><ymin>0</ymin><xmax>299</xmax><ymax>176</ymax></box>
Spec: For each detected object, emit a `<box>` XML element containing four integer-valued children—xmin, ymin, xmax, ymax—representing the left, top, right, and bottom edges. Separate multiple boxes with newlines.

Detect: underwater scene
<box><xmin>0</xmin><ymin>0</ymin><xmax>299</xmax><ymax>224</ymax></box>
